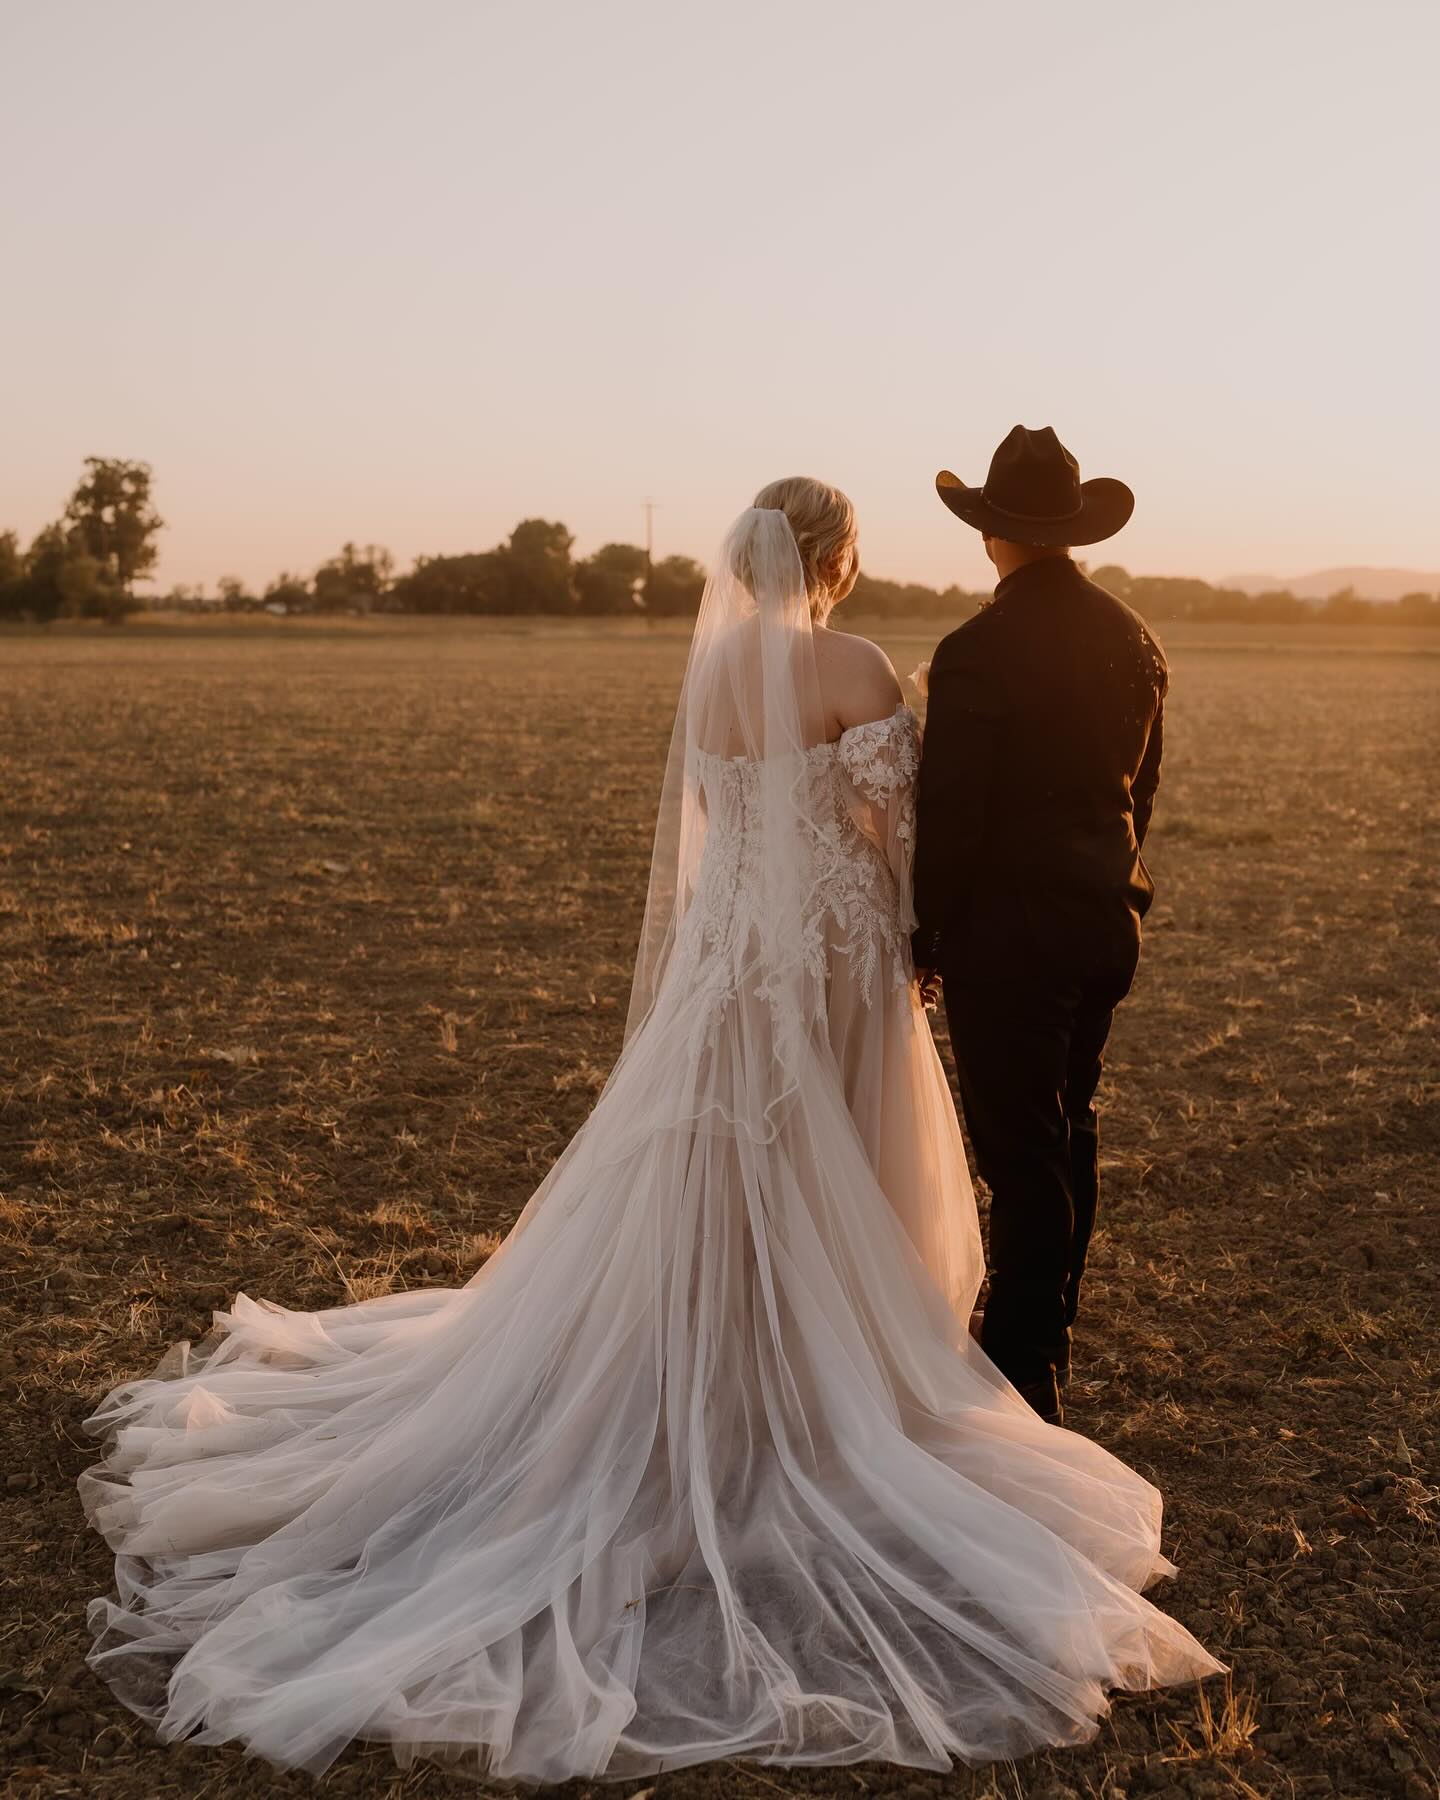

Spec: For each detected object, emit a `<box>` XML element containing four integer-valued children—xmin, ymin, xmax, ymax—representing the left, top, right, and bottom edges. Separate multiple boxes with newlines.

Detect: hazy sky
<box><xmin>3</xmin><ymin>0</ymin><xmax>1436</xmax><ymax>593</ymax></box>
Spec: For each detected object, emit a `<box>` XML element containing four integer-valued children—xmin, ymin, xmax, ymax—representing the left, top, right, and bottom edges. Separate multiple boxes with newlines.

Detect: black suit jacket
<box><xmin>911</xmin><ymin>557</ymin><xmax>1167</xmax><ymax>991</ymax></box>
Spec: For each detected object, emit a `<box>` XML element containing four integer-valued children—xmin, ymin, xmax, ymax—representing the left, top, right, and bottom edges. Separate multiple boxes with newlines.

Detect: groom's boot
<box><xmin>1014</xmin><ymin>1369</ymin><xmax>1064</xmax><ymax>1426</ymax></box>
<box><xmin>979</xmin><ymin>1306</ymin><xmax>1068</xmax><ymax>1415</ymax></box>
<box><xmin>981</xmin><ymin>1303</ymin><xmax>1067</xmax><ymax>1423</ymax></box>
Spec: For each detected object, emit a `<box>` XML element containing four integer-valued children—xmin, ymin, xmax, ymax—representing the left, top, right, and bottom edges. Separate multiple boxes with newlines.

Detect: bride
<box><xmin>81</xmin><ymin>479</ymin><xmax>1220</xmax><ymax>1782</ymax></box>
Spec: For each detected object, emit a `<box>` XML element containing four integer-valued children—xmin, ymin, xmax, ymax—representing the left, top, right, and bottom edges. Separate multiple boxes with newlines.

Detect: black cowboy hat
<box><xmin>935</xmin><ymin>425</ymin><xmax>1134</xmax><ymax>548</ymax></box>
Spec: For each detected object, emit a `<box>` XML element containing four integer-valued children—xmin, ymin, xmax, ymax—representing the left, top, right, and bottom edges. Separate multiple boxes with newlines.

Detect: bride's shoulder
<box><xmin>817</xmin><ymin>628</ymin><xmax>903</xmax><ymax>728</ymax></box>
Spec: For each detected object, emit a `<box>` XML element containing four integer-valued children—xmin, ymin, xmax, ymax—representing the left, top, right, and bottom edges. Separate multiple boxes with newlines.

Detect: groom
<box><xmin>912</xmin><ymin>426</ymin><xmax>1166</xmax><ymax>1426</ymax></box>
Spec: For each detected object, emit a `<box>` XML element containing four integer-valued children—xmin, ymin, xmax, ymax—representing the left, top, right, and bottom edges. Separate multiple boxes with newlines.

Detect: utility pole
<box><xmin>641</xmin><ymin>498</ymin><xmax>658</xmax><ymax>570</ymax></box>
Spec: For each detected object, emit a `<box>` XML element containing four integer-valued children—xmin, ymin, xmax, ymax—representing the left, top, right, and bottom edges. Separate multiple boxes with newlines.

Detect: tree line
<box><xmin>2</xmin><ymin>457</ymin><xmax>1436</xmax><ymax>627</ymax></box>
<box><xmin>223</xmin><ymin>525</ymin><xmax>717</xmax><ymax>620</ymax></box>
<box><xmin>0</xmin><ymin>463</ymin><xmax>712</xmax><ymax>623</ymax></box>
<box><xmin>1088</xmin><ymin>565</ymin><xmax>1440</xmax><ymax>627</ymax></box>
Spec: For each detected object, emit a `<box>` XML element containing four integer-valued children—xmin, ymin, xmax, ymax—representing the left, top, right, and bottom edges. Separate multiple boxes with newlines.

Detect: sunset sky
<box><xmin>3</xmin><ymin>0</ymin><xmax>1436</xmax><ymax>594</ymax></box>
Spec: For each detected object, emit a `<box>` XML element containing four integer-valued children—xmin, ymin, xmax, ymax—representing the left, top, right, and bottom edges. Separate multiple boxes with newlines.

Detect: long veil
<box><xmin>622</xmin><ymin>507</ymin><xmax>828</xmax><ymax>1120</ymax></box>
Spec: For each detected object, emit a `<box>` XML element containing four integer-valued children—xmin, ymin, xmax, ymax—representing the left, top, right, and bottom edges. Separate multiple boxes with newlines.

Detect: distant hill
<box><xmin>1225</xmin><ymin>567</ymin><xmax>1440</xmax><ymax>601</ymax></box>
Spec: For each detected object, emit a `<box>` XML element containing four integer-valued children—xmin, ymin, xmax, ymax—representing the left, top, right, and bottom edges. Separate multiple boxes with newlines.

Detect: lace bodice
<box><xmin>674</xmin><ymin>705</ymin><xmax>920</xmax><ymax>1034</ymax></box>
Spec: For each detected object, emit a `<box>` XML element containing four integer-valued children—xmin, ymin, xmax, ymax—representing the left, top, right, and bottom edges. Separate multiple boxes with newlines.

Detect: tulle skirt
<box><xmin>81</xmin><ymin>936</ymin><xmax>1220</xmax><ymax>1781</ymax></box>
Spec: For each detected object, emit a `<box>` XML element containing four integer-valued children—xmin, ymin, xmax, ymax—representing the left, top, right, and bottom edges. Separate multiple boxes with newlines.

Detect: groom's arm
<box><xmin>911</xmin><ymin>635</ymin><xmax>1002</xmax><ymax>968</ymax></box>
<box><xmin>1132</xmin><ymin>694</ymin><xmax>1165</xmax><ymax>850</ymax></box>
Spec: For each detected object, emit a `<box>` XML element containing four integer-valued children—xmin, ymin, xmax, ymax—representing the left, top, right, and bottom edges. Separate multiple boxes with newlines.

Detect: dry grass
<box><xmin>1163</xmin><ymin>1675</ymin><xmax>1260</xmax><ymax>1765</ymax></box>
<box><xmin>1</xmin><ymin>616</ymin><xmax>1437</xmax><ymax>1800</ymax></box>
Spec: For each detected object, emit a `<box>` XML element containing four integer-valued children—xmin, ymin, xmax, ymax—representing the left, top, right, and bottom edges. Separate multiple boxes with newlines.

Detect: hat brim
<box><xmin>935</xmin><ymin>470</ymin><xmax>1134</xmax><ymax>547</ymax></box>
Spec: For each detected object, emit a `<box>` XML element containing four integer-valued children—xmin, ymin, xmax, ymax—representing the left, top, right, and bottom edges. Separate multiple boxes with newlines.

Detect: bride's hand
<box><xmin>915</xmin><ymin>968</ymin><xmax>941</xmax><ymax>1012</ymax></box>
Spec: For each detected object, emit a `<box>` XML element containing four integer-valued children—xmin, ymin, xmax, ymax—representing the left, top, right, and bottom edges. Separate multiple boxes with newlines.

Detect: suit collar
<box><xmin>992</xmin><ymin>554</ymin><xmax>1080</xmax><ymax>605</ymax></box>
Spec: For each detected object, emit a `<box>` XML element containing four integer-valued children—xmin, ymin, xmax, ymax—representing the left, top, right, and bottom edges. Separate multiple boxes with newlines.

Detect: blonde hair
<box><xmin>751</xmin><ymin>476</ymin><xmax>857</xmax><ymax>623</ymax></box>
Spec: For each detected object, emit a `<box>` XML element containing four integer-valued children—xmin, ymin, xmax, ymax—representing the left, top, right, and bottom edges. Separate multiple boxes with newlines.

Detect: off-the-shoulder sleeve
<box><xmin>836</xmin><ymin>707</ymin><xmax>921</xmax><ymax>934</ymax></box>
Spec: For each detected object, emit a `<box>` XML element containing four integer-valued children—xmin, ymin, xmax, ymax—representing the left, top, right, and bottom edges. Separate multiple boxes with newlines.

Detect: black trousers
<box><xmin>942</xmin><ymin>954</ymin><xmax>1122</xmax><ymax>1388</ymax></box>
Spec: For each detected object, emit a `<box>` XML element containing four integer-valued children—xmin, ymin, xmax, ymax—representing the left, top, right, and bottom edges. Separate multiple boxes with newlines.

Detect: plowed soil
<box><xmin>2</xmin><ymin>617</ymin><xmax>1437</xmax><ymax>1800</ymax></box>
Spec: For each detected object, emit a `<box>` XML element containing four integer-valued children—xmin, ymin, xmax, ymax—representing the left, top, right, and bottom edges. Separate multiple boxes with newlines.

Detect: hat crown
<box><xmin>982</xmin><ymin>425</ymin><xmax>1083</xmax><ymax>523</ymax></box>
<box><xmin>934</xmin><ymin>428</ymin><xmax>1132</xmax><ymax>547</ymax></box>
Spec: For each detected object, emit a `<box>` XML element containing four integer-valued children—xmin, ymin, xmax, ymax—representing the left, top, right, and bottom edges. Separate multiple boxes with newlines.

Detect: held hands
<box><xmin>915</xmin><ymin>967</ymin><xmax>942</xmax><ymax>1012</ymax></box>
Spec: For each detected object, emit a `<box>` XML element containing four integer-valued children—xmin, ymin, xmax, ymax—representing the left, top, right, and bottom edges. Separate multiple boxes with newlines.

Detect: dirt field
<box><xmin>2</xmin><ymin>617</ymin><xmax>1437</xmax><ymax>1800</ymax></box>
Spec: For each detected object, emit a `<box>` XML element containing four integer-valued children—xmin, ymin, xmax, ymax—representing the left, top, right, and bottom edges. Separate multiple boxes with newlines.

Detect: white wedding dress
<box><xmin>82</xmin><ymin>511</ymin><xmax>1220</xmax><ymax>1782</ymax></box>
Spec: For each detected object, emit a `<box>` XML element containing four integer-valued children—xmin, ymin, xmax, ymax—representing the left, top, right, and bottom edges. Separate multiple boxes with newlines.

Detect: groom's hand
<box><xmin>916</xmin><ymin>967</ymin><xmax>942</xmax><ymax>1011</ymax></box>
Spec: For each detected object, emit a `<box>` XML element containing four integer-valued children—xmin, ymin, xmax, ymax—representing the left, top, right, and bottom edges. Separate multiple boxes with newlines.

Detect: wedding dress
<box><xmin>81</xmin><ymin>509</ymin><xmax>1220</xmax><ymax>1782</ymax></box>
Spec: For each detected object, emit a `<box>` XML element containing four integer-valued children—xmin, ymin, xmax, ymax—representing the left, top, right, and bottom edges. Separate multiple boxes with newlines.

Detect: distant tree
<box><xmin>643</xmin><ymin>554</ymin><xmax>706</xmax><ymax>617</ymax></box>
<box><xmin>845</xmin><ymin>570</ymin><xmax>980</xmax><ymax>621</ymax></box>
<box><xmin>1394</xmin><ymin>590</ymin><xmax>1440</xmax><ymax>626</ymax></box>
<box><xmin>62</xmin><ymin>457</ymin><xmax>164</xmax><ymax>597</ymax></box>
<box><xmin>1201</xmin><ymin>583</ymin><xmax>1268</xmax><ymax>623</ymax></box>
<box><xmin>12</xmin><ymin>522</ymin><xmax>129</xmax><ymax>622</ymax></box>
<box><xmin>263</xmin><ymin>571</ymin><xmax>312</xmax><ymax>612</ymax></box>
<box><xmin>217</xmin><ymin>575</ymin><xmax>255</xmax><ymax>611</ymax></box>
<box><xmin>1320</xmin><ymin>585</ymin><xmax>1372</xmax><ymax>624</ymax></box>
<box><xmin>940</xmin><ymin>584</ymin><xmax>984</xmax><ymax>620</ymax></box>
<box><xmin>7</xmin><ymin>527</ymin><xmax>64</xmax><ymax>623</ymax></box>
<box><xmin>0</xmin><ymin>530</ymin><xmax>23</xmax><ymax>618</ymax></box>
<box><xmin>1248</xmin><ymin>588</ymin><xmax>1311</xmax><ymax>624</ymax></box>
<box><xmin>313</xmin><ymin>542</ymin><xmax>394</xmax><ymax>613</ymax></box>
<box><xmin>1125</xmin><ymin>575</ymin><xmax>1238</xmax><ymax>623</ymax></box>
<box><xmin>502</xmin><ymin>519</ymin><xmax>575</xmax><ymax>614</ymax></box>
<box><xmin>1090</xmin><ymin>564</ymin><xmax>1132</xmax><ymax>599</ymax></box>
<box><xmin>389</xmin><ymin>551</ymin><xmax>510</xmax><ymax>614</ymax></box>
<box><xmin>575</xmin><ymin>542</ymin><xmax>648</xmax><ymax>615</ymax></box>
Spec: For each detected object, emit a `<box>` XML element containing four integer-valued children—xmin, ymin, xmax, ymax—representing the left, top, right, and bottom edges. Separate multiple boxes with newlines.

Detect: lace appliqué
<box><xmin>835</xmin><ymin>707</ymin><xmax>919</xmax><ymax>849</ymax></box>
<box><xmin>824</xmin><ymin>706</ymin><xmax>919</xmax><ymax>999</ymax></box>
<box><xmin>673</xmin><ymin>707</ymin><xmax>919</xmax><ymax>1047</ymax></box>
